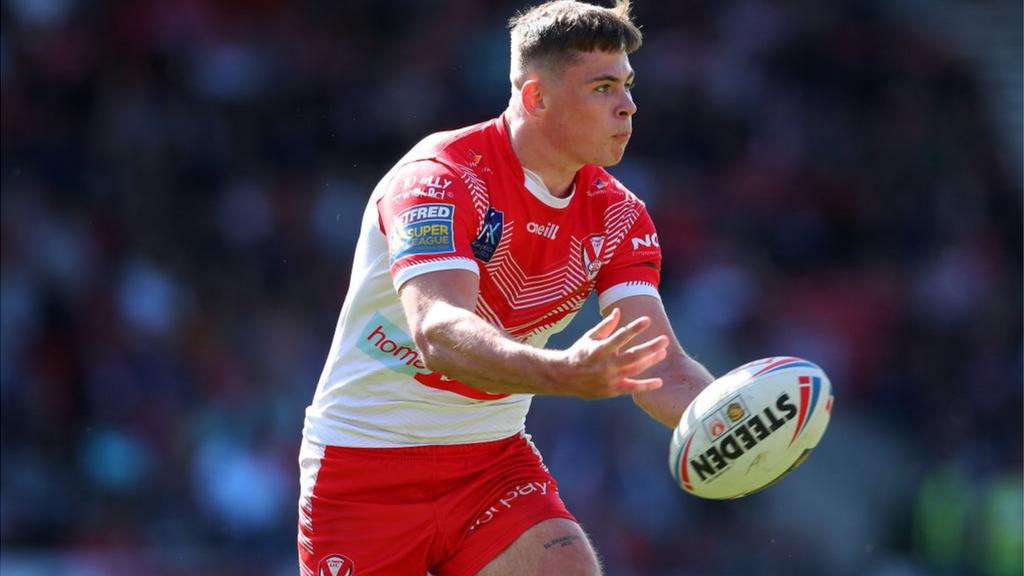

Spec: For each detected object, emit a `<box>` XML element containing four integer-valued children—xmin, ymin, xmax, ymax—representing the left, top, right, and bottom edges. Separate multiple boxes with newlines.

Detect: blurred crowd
<box><xmin>1</xmin><ymin>1</ymin><xmax>1020</xmax><ymax>575</ymax></box>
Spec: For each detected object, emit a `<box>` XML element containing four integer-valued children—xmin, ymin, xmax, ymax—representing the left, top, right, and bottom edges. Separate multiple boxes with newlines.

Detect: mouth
<box><xmin>612</xmin><ymin>132</ymin><xmax>632</xmax><ymax>141</ymax></box>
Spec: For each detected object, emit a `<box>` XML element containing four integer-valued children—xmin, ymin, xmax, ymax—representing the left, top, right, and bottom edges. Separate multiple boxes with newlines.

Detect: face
<box><xmin>539</xmin><ymin>50</ymin><xmax>637</xmax><ymax>168</ymax></box>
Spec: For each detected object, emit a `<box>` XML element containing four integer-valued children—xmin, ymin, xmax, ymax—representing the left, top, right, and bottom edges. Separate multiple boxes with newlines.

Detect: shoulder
<box><xmin>379</xmin><ymin>121</ymin><xmax>501</xmax><ymax>228</ymax></box>
<box><xmin>400</xmin><ymin>118</ymin><xmax>497</xmax><ymax>171</ymax></box>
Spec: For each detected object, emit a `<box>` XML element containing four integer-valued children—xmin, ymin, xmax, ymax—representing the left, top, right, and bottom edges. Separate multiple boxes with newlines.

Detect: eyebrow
<box><xmin>586</xmin><ymin>72</ymin><xmax>636</xmax><ymax>85</ymax></box>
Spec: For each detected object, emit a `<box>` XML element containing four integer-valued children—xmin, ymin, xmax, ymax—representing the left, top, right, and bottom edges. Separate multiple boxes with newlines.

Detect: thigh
<box><xmin>475</xmin><ymin>518</ymin><xmax>601</xmax><ymax>576</ymax></box>
<box><xmin>297</xmin><ymin>442</ymin><xmax>437</xmax><ymax>575</ymax></box>
<box><xmin>429</xmin><ymin>435</ymin><xmax>579</xmax><ymax>576</ymax></box>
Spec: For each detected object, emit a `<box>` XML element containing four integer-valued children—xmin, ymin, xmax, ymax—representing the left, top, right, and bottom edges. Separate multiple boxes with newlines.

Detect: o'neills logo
<box><xmin>527</xmin><ymin>221</ymin><xmax>559</xmax><ymax>239</ymax></box>
<box><xmin>689</xmin><ymin>393</ymin><xmax>799</xmax><ymax>482</ymax></box>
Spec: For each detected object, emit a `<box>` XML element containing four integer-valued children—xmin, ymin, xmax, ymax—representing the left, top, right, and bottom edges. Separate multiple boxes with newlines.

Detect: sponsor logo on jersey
<box><xmin>631</xmin><ymin>233</ymin><xmax>659</xmax><ymax>251</ymax></box>
<box><xmin>689</xmin><ymin>393</ymin><xmax>799</xmax><ymax>482</ymax></box>
<box><xmin>395</xmin><ymin>175</ymin><xmax>452</xmax><ymax>202</ymax></box>
<box><xmin>358</xmin><ymin>313</ymin><xmax>428</xmax><ymax>375</ymax></box>
<box><xmin>318</xmin><ymin>554</ymin><xmax>355</xmax><ymax>576</ymax></box>
<box><xmin>586</xmin><ymin>176</ymin><xmax>610</xmax><ymax>196</ymax></box>
<box><xmin>358</xmin><ymin>314</ymin><xmax>510</xmax><ymax>401</ymax></box>
<box><xmin>472</xmin><ymin>207</ymin><xmax>504</xmax><ymax>262</ymax></box>
<box><xmin>581</xmin><ymin>234</ymin><xmax>605</xmax><ymax>280</ymax></box>
<box><xmin>389</xmin><ymin>203</ymin><xmax>455</xmax><ymax>263</ymax></box>
<box><xmin>526</xmin><ymin>221</ymin><xmax>559</xmax><ymax>240</ymax></box>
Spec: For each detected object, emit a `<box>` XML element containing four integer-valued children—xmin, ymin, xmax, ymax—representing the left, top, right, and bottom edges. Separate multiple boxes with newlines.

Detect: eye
<box><xmin>595</xmin><ymin>84</ymin><xmax>610</xmax><ymax>94</ymax></box>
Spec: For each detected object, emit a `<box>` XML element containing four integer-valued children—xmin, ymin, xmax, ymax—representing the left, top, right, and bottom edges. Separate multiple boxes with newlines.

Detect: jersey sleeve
<box><xmin>595</xmin><ymin>203</ymin><xmax>662</xmax><ymax>311</ymax></box>
<box><xmin>376</xmin><ymin>160</ymin><xmax>482</xmax><ymax>291</ymax></box>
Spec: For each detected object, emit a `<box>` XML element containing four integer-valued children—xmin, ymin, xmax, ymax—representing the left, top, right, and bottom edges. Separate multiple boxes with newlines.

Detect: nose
<box><xmin>617</xmin><ymin>88</ymin><xmax>637</xmax><ymax>118</ymax></box>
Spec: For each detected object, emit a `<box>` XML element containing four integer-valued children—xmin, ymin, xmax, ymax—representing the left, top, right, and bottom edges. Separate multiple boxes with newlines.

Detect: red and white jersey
<box><xmin>303</xmin><ymin>116</ymin><xmax>662</xmax><ymax>447</ymax></box>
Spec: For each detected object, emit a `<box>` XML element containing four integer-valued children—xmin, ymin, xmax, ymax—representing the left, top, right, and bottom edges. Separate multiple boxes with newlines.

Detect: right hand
<box><xmin>554</xmin><ymin>308</ymin><xmax>668</xmax><ymax>400</ymax></box>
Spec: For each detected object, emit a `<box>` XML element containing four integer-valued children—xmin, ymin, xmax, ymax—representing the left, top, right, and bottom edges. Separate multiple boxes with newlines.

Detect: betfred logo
<box><xmin>394</xmin><ymin>203</ymin><xmax>453</xmax><ymax>226</ymax></box>
<box><xmin>318</xmin><ymin>554</ymin><xmax>354</xmax><ymax>576</ymax></box>
<box><xmin>389</xmin><ymin>203</ymin><xmax>456</xmax><ymax>263</ymax></box>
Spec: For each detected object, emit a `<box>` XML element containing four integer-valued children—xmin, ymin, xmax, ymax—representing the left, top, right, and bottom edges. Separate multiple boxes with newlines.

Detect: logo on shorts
<box><xmin>469</xmin><ymin>481</ymin><xmax>552</xmax><ymax>532</ymax></box>
<box><xmin>318</xmin><ymin>554</ymin><xmax>355</xmax><ymax>576</ymax></box>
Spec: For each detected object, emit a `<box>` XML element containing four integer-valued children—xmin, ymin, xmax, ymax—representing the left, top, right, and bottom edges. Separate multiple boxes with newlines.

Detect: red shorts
<box><xmin>297</xmin><ymin>433</ymin><xmax>575</xmax><ymax>576</ymax></box>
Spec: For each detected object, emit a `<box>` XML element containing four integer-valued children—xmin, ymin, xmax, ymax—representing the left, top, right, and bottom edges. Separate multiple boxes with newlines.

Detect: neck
<box><xmin>504</xmin><ymin>110</ymin><xmax>580</xmax><ymax>198</ymax></box>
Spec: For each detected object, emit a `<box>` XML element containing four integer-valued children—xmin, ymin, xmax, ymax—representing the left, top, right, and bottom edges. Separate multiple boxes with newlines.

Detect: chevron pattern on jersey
<box><xmin>599</xmin><ymin>197</ymin><xmax>642</xmax><ymax>269</ymax></box>
<box><xmin>473</xmin><ymin>195</ymin><xmax>643</xmax><ymax>342</ymax></box>
<box><xmin>452</xmin><ymin>160</ymin><xmax>489</xmax><ymax>226</ymax></box>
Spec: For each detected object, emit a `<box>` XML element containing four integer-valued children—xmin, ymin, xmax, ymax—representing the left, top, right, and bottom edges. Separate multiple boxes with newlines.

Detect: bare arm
<box><xmin>604</xmin><ymin>295</ymin><xmax>715</xmax><ymax>428</ymax></box>
<box><xmin>399</xmin><ymin>269</ymin><xmax>669</xmax><ymax>399</ymax></box>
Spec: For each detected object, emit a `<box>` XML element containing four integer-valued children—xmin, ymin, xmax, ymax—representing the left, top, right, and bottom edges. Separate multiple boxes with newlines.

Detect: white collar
<box><xmin>523</xmin><ymin>167</ymin><xmax>574</xmax><ymax>209</ymax></box>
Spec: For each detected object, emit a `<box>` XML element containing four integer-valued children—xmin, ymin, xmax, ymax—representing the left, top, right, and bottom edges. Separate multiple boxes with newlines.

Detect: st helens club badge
<box><xmin>318</xmin><ymin>554</ymin><xmax>355</xmax><ymax>576</ymax></box>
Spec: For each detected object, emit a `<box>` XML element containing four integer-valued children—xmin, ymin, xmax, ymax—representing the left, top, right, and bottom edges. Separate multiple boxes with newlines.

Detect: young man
<box><xmin>298</xmin><ymin>1</ymin><xmax>714</xmax><ymax>574</ymax></box>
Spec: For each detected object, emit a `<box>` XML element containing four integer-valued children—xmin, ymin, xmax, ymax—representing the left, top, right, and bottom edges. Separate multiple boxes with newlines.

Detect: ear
<box><xmin>520</xmin><ymin>79</ymin><xmax>547</xmax><ymax>115</ymax></box>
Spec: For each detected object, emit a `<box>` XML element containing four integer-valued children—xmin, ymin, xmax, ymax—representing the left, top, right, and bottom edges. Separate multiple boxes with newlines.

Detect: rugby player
<box><xmin>298</xmin><ymin>1</ymin><xmax>714</xmax><ymax>574</ymax></box>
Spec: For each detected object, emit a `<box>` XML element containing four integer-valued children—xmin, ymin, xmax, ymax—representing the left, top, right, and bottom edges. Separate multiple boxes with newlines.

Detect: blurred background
<box><xmin>1</xmin><ymin>0</ymin><xmax>1021</xmax><ymax>574</ymax></box>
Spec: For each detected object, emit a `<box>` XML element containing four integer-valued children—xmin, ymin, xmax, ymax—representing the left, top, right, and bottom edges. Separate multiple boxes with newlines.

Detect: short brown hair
<box><xmin>509</xmin><ymin>0</ymin><xmax>642</xmax><ymax>87</ymax></box>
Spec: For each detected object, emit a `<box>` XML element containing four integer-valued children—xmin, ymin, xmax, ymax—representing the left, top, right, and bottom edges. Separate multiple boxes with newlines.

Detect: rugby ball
<box><xmin>669</xmin><ymin>357</ymin><xmax>833</xmax><ymax>499</ymax></box>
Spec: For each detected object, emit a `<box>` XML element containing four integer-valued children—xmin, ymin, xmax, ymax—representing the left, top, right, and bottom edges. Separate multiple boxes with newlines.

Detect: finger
<box><xmin>619</xmin><ymin>335</ymin><xmax>669</xmax><ymax>365</ymax></box>
<box><xmin>586</xmin><ymin>307</ymin><xmax>620</xmax><ymax>340</ymax></box>
<box><xmin>618</xmin><ymin>345</ymin><xmax>668</xmax><ymax>376</ymax></box>
<box><xmin>603</xmin><ymin>315</ymin><xmax>652</xmax><ymax>350</ymax></box>
<box><xmin>613</xmin><ymin>376</ymin><xmax>663</xmax><ymax>395</ymax></box>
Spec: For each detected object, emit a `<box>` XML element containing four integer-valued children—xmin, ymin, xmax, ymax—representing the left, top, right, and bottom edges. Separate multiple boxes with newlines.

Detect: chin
<box><xmin>597</xmin><ymin>151</ymin><xmax>626</xmax><ymax>167</ymax></box>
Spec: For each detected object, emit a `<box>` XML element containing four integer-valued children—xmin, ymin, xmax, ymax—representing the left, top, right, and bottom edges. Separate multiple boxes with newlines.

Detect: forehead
<box><xmin>565</xmin><ymin>50</ymin><xmax>633</xmax><ymax>80</ymax></box>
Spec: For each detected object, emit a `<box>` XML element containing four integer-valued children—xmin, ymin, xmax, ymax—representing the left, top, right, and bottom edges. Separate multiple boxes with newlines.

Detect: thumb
<box><xmin>585</xmin><ymin>308</ymin><xmax>621</xmax><ymax>341</ymax></box>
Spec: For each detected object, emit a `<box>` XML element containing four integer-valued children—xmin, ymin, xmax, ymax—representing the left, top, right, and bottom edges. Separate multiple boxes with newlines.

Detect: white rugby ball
<box><xmin>669</xmin><ymin>357</ymin><xmax>833</xmax><ymax>499</ymax></box>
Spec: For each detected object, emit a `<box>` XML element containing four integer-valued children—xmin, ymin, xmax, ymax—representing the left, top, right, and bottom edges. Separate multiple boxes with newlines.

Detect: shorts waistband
<box><xmin>322</xmin><ymin>432</ymin><xmax>528</xmax><ymax>459</ymax></box>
